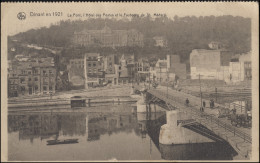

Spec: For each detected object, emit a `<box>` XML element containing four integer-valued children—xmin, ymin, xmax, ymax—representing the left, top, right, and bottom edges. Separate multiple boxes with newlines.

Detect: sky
<box><xmin>1</xmin><ymin>2</ymin><xmax>258</xmax><ymax>36</ymax></box>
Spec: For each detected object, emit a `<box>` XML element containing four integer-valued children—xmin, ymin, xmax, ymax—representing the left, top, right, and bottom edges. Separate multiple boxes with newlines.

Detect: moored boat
<box><xmin>47</xmin><ymin>139</ymin><xmax>79</xmax><ymax>145</ymax></box>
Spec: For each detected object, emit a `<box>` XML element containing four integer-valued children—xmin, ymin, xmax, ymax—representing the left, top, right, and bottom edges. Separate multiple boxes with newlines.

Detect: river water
<box><xmin>8</xmin><ymin>103</ymin><xmax>236</xmax><ymax>161</ymax></box>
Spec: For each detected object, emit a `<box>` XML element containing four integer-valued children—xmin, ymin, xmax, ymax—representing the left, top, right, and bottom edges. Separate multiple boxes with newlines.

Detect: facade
<box><xmin>103</xmin><ymin>54</ymin><xmax>118</xmax><ymax>74</ymax></box>
<box><xmin>73</xmin><ymin>25</ymin><xmax>144</xmax><ymax>47</ymax></box>
<box><xmin>136</xmin><ymin>58</ymin><xmax>150</xmax><ymax>82</ymax></box>
<box><xmin>167</xmin><ymin>55</ymin><xmax>187</xmax><ymax>79</ymax></box>
<box><xmin>190</xmin><ymin>49</ymin><xmax>232</xmax><ymax>80</ymax></box>
<box><xmin>8</xmin><ymin>58</ymin><xmax>56</xmax><ymax>97</ymax></box>
<box><xmin>151</xmin><ymin>55</ymin><xmax>186</xmax><ymax>83</ymax></box>
<box><xmin>190</xmin><ymin>49</ymin><xmax>251</xmax><ymax>83</ymax></box>
<box><xmin>84</xmin><ymin>53</ymin><xmax>105</xmax><ymax>88</ymax></box>
<box><xmin>117</xmin><ymin>54</ymin><xmax>136</xmax><ymax>84</ymax></box>
<box><xmin>67</xmin><ymin>58</ymin><xmax>85</xmax><ymax>87</ymax></box>
<box><xmin>153</xmin><ymin>36</ymin><xmax>168</xmax><ymax>47</ymax></box>
<box><xmin>104</xmin><ymin>54</ymin><xmax>119</xmax><ymax>85</ymax></box>
<box><xmin>228</xmin><ymin>52</ymin><xmax>252</xmax><ymax>83</ymax></box>
<box><xmin>208</xmin><ymin>41</ymin><xmax>223</xmax><ymax>50</ymax></box>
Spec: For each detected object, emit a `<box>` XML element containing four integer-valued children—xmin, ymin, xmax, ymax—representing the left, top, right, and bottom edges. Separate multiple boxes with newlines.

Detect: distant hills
<box><xmin>9</xmin><ymin>15</ymin><xmax>251</xmax><ymax>63</ymax></box>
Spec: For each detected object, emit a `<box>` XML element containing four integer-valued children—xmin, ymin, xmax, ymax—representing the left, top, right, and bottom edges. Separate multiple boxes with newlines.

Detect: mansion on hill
<box><xmin>73</xmin><ymin>24</ymin><xmax>144</xmax><ymax>47</ymax></box>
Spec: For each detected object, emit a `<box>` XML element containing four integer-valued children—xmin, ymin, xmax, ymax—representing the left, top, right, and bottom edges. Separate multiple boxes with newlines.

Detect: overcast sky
<box><xmin>2</xmin><ymin>2</ymin><xmax>258</xmax><ymax>36</ymax></box>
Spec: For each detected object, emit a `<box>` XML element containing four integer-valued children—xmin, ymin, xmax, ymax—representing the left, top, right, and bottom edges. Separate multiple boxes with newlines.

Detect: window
<box><xmin>49</xmin><ymin>86</ymin><xmax>53</xmax><ymax>91</ymax></box>
<box><xmin>34</xmin><ymin>77</ymin><xmax>38</xmax><ymax>81</ymax></box>
<box><xmin>35</xmin><ymin>86</ymin><xmax>38</xmax><ymax>91</ymax></box>
<box><xmin>49</xmin><ymin>70</ymin><xmax>52</xmax><ymax>74</ymax></box>
<box><xmin>88</xmin><ymin>63</ymin><xmax>91</xmax><ymax>67</ymax></box>
<box><xmin>93</xmin><ymin>63</ymin><xmax>96</xmax><ymax>67</ymax></box>
<box><xmin>43</xmin><ymin>86</ymin><xmax>47</xmax><ymax>91</ymax></box>
<box><xmin>28</xmin><ymin>78</ymin><xmax>31</xmax><ymax>81</ymax></box>
<box><xmin>21</xmin><ymin>70</ymin><xmax>26</xmax><ymax>74</ymax></box>
<box><xmin>21</xmin><ymin>86</ymin><xmax>25</xmax><ymax>91</ymax></box>
<box><xmin>43</xmin><ymin>70</ymin><xmax>47</xmax><ymax>75</ymax></box>
<box><xmin>28</xmin><ymin>71</ymin><xmax>32</xmax><ymax>75</ymax></box>
<box><xmin>43</xmin><ymin>78</ymin><xmax>48</xmax><ymax>83</ymax></box>
<box><xmin>20</xmin><ymin>78</ymin><xmax>25</xmax><ymax>84</ymax></box>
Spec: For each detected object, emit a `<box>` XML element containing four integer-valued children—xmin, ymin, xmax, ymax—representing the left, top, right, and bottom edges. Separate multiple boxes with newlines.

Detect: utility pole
<box><xmin>149</xmin><ymin>71</ymin><xmax>150</xmax><ymax>89</ymax></box>
<box><xmin>199</xmin><ymin>74</ymin><xmax>202</xmax><ymax>107</ymax></box>
<box><xmin>159</xmin><ymin>67</ymin><xmax>161</xmax><ymax>83</ymax></box>
<box><xmin>215</xmin><ymin>87</ymin><xmax>217</xmax><ymax>102</ymax></box>
<box><xmin>167</xmin><ymin>70</ymin><xmax>169</xmax><ymax>98</ymax></box>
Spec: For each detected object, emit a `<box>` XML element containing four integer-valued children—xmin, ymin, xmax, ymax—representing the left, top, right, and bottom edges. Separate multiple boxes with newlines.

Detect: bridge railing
<box><xmin>147</xmin><ymin>89</ymin><xmax>252</xmax><ymax>144</ymax></box>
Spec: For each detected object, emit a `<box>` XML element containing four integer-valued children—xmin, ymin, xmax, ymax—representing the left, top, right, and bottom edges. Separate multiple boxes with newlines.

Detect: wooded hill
<box><xmin>10</xmin><ymin>15</ymin><xmax>251</xmax><ymax>64</ymax></box>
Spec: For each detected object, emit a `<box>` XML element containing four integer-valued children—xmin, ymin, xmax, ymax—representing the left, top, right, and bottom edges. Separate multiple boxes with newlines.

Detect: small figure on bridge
<box><xmin>185</xmin><ymin>98</ymin><xmax>189</xmax><ymax>106</ymax></box>
<box><xmin>210</xmin><ymin>99</ymin><xmax>215</xmax><ymax>108</ymax></box>
<box><xmin>203</xmin><ymin>101</ymin><xmax>206</xmax><ymax>108</ymax></box>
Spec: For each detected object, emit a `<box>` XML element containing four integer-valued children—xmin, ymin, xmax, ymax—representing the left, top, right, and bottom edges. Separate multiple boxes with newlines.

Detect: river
<box><xmin>8</xmin><ymin>103</ymin><xmax>236</xmax><ymax>161</ymax></box>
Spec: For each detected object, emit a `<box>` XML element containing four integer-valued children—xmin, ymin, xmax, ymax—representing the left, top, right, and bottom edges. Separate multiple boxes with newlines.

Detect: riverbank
<box><xmin>8</xmin><ymin>85</ymin><xmax>141</xmax><ymax>109</ymax></box>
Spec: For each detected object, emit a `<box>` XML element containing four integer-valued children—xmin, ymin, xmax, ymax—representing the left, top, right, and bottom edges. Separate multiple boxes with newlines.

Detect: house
<box><xmin>84</xmin><ymin>53</ymin><xmax>105</xmax><ymax>89</ymax></box>
<box><xmin>153</xmin><ymin>36</ymin><xmax>168</xmax><ymax>47</ymax></box>
<box><xmin>103</xmin><ymin>54</ymin><xmax>119</xmax><ymax>85</ymax></box>
<box><xmin>117</xmin><ymin>54</ymin><xmax>136</xmax><ymax>84</ymax></box>
<box><xmin>136</xmin><ymin>58</ymin><xmax>150</xmax><ymax>82</ymax></box>
<box><xmin>228</xmin><ymin>52</ymin><xmax>251</xmax><ymax>83</ymax></box>
<box><xmin>151</xmin><ymin>54</ymin><xmax>186</xmax><ymax>83</ymax></box>
<box><xmin>67</xmin><ymin>58</ymin><xmax>85</xmax><ymax>88</ymax></box>
<box><xmin>208</xmin><ymin>41</ymin><xmax>223</xmax><ymax>50</ymax></box>
<box><xmin>167</xmin><ymin>55</ymin><xmax>186</xmax><ymax>79</ymax></box>
<box><xmin>8</xmin><ymin>58</ymin><xmax>56</xmax><ymax>97</ymax></box>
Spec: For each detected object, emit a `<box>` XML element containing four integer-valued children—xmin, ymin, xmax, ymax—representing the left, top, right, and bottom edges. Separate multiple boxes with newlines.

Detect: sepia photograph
<box><xmin>1</xmin><ymin>2</ymin><xmax>259</xmax><ymax>162</ymax></box>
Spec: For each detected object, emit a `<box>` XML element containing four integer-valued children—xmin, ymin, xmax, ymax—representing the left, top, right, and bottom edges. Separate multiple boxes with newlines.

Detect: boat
<box><xmin>47</xmin><ymin>139</ymin><xmax>79</xmax><ymax>145</ymax></box>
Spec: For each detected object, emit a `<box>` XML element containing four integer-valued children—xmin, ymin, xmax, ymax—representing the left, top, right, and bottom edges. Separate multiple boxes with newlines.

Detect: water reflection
<box><xmin>8</xmin><ymin>104</ymin><xmax>236</xmax><ymax>161</ymax></box>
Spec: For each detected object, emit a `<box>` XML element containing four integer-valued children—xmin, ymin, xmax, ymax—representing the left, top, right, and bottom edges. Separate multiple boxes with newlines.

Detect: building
<box><xmin>8</xmin><ymin>58</ymin><xmax>56</xmax><ymax>97</ymax></box>
<box><xmin>84</xmin><ymin>53</ymin><xmax>105</xmax><ymax>89</ymax></box>
<box><xmin>103</xmin><ymin>54</ymin><xmax>119</xmax><ymax>85</ymax></box>
<box><xmin>136</xmin><ymin>58</ymin><xmax>150</xmax><ymax>82</ymax></box>
<box><xmin>208</xmin><ymin>41</ymin><xmax>223</xmax><ymax>50</ymax></box>
<box><xmin>167</xmin><ymin>55</ymin><xmax>186</xmax><ymax>80</ymax></box>
<box><xmin>228</xmin><ymin>52</ymin><xmax>251</xmax><ymax>83</ymax></box>
<box><xmin>103</xmin><ymin>54</ymin><xmax>118</xmax><ymax>74</ymax></box>
<box><xmin>67</xmin><ymin>58</ymin><xmax>85</xmax><ymax>88</ymax></box>
<box><xmin>153</xmin><ymin>36</ymin><xmax>168</xmax><ymax>47</ymax></box>
<box><xmin>73</xmin><ymin>24</ymin><xmax>144</xmax><ymax>47</ymax></box>
<box><xmin>118</xmin><ymin>54</ymin><xmax>136</xmax><ymax>84</ymax></box>
<box><xmin>190</xmin><ymin>49</ymin><xmax>232</xmax><ymax>80</ymax></box>
<box><xmin>150</xmin><ymin>54</ymin><xmax>186</xmax><ymax>83</ymax></box>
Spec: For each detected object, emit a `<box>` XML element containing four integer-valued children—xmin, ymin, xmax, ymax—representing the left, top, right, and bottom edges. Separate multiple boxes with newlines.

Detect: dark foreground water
<box><xmin>8</xmin><ymin>104</ymin><xmax>236</xmax><ymax>161</ymax></box>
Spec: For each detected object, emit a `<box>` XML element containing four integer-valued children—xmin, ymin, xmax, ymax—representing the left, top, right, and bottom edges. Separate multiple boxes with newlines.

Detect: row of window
<box><xmin>20</xmin><ymin>77</ymin><xmax>54</xmax><ymax>83</ymax></box>
<box><xmin>244</xmin><ymin>62</ymin><xmax>251</xmax><ymax>69</ymax></box>
<box><xmin>20</xmin><ymin>69</ymin><xmax>54</xmax><ymax>75</ymax></box>
<box><xmin>19</xmin><ymin>86</ymin><xmax>53</xmax><ymax>91</ymax></box>
<box><xmin>71</xmin><ymin>60</ymin><xmax>84</xmax><ymax>65</ymax></box>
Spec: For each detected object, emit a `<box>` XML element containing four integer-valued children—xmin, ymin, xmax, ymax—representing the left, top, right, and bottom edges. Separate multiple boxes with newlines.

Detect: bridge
<box><xmin>143</xmin><ymin>87</ymin><xmax>252</xmax><ymax>160</ymax></box>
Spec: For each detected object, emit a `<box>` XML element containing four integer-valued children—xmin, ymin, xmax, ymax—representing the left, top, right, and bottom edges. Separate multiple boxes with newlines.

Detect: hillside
<box><xmin>9</xmin><ymin>15</ymin><xmax>251</xmax><ymax>63</ymax></box>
